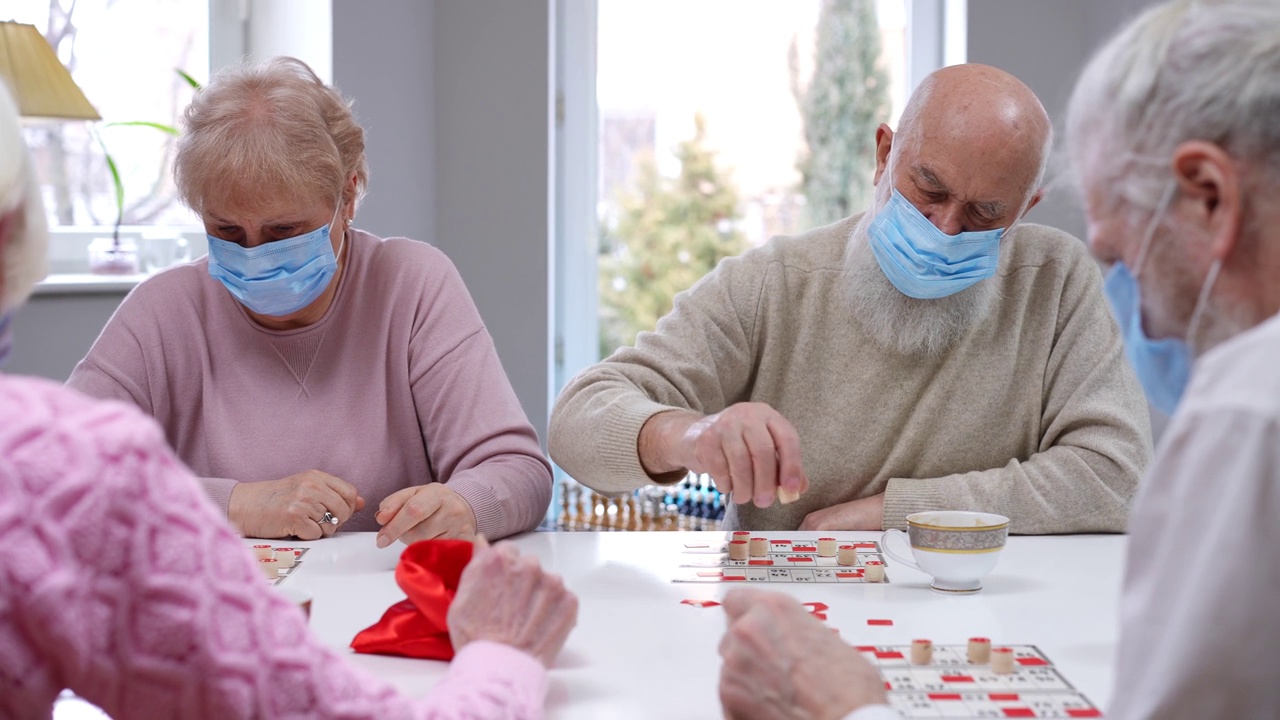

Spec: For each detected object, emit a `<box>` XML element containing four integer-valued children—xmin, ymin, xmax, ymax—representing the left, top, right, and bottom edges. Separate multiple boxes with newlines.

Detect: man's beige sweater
<box><xmin>549</xmin><ymin>215</ymin><xmax>1152</xmax><ymax>533</ymax></box>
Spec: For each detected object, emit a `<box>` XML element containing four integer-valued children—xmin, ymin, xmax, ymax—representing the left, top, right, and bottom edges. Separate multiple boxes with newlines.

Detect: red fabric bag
<box><xmin>350</xmin><ymin>539</ymin><xmax>474</xmax><ymax>660</ymax></box>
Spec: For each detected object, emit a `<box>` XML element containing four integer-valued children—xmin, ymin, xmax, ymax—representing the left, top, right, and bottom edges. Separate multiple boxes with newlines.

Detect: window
<box><xmin>14</xmin><ymin>0</ymin><xmax>209</xmax><ymax>274</ymax></box>
<box><xmin>13</xmin><ymin>0</ymin><xmax>333</xmax><ymax>277</ymax></box>
<box><xmin>549</xmin><ymin>0</ymin><xmax>961</xmax><ymax>527</ymax></box>
<box><xmin>555</xmin><ymin>0</ymin><xmax>964</xmax><ymax>387</ymax></box>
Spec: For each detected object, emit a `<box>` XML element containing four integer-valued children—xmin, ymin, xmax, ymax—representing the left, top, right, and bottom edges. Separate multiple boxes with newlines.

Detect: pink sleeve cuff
<box><xmin>200</xmin><ymin>475</ymin><xmax>239</xmax><ymax>519</ymax></box>
<box><xmin>427</xmin><ymin>640</ymin><xmax>549</xmax><ymax>718</ymax></box>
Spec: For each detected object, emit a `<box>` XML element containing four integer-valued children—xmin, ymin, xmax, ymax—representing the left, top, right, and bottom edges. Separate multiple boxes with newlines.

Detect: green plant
<box><xmin>94</xmin><ymin>68</ymin><xmax>200</xmax><ymax>245</ymax></box>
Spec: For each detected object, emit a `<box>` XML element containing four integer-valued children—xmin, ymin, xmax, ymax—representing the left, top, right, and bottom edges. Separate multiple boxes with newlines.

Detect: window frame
<box><xmin>40</xmin><ymin>0</ymin><xmax>333</xmax><ymax>282</ymax></box>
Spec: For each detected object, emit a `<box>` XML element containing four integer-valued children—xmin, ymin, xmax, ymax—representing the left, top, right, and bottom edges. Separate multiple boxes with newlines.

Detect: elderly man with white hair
<box><xmin>1066</xmin><ymin>0</ymin><xmax>1280</xmax><ymax>715</ymax></box>
<box><xmin>550</xmin><ymin>63</ymin><xmax>1151</xmax><ymax>534</ymax></box>
<box><xmin>713</xmin><ymin>1</ymin><xmax>1280</xmax><ymax>718</ymax></box>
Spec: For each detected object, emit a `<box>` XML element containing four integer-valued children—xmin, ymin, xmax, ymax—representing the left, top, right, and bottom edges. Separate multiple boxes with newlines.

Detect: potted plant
<box><xmin>88</xmin><ymin>69</ymin><xmax>199</xmax><ymax>275</ymax></box>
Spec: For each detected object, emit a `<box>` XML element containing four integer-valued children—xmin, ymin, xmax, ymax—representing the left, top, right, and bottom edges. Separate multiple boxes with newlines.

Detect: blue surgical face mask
<box><xmin>0</xmin><ymin>310</ymin><xmax>13</xmax><ymax>368</ymax></box>
<box><xmin>207</xmin><ymin>206</ymin><xmax>344</xmax><ymax>317</ymax></box>
<box><xmin>1102</xmin><ymin>184</ymin><xmax>1220</xmax><ymax>416</ymax></box>
<box><xmin>868</xmin><ymin>188</ymin><xmax>1006</xmax><ymax>299</ymax></box>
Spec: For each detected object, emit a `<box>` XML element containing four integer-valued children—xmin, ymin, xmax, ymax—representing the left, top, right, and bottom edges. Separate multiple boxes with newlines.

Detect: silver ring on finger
<box><xmin>320</xmin><ymin>511</ymin><xmax>339</xmax><ymax>525</ymax></box>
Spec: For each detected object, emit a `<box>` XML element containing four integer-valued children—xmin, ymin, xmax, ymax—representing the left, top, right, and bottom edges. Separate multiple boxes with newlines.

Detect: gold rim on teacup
<box><xmin>906</xmin><ymin>512</ymin><xmax>1010</xmax><ymax>533</ymax></box>
<box><xmin>905</xmin><ymin>512</ymin><xmax>1009</xmax><ymax>555</ymax></box>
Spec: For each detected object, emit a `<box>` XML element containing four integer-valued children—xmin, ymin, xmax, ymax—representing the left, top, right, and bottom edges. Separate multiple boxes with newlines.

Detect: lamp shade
<box><xmin>0</xmin><ymin>21</ymin><xmax>100</xmax><ymax>120</ymax></box>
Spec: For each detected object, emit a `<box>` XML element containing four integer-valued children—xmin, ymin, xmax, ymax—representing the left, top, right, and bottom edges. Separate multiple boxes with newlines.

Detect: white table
<box><xmin>273</xmin><ymin>530</ymin><xmax>1126</xmax><ymax>720</ymax></box>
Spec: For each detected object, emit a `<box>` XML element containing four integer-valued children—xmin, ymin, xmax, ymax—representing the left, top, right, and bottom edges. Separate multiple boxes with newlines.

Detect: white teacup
<box><xmin>881</xmin><ymin>510</ymin><xmax>1009</xmax><ymax>594</ymax></box>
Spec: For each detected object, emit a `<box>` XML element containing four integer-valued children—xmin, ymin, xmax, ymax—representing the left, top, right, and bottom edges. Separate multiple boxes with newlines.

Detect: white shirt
<box><xmin>1106</xmin><ymin>311</ymin><xmax>1280</xmax><ymax>718</ymax></box>
<box><xmin>847</xmin><ymin>311</ymin><xmax>1280</xmax><ymax>720</ymax></box>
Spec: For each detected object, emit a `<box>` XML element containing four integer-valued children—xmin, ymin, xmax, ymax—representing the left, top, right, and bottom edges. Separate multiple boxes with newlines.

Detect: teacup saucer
<box><xmin>930</xmin><ymin>579</ymin><xmax>982</xmax><ymax>594</ymax></box>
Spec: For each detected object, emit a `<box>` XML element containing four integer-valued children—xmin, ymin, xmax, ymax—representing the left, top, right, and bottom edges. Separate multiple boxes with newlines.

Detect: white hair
<box><xmin>1064</xmin><ymin>0</ymin><xmax>1280</xmax><ymax>220</ymax></box>
<box><xmin>0</xmin><ymin>81</ymin><xmax>49</xmax><ymax>313</ymax></box>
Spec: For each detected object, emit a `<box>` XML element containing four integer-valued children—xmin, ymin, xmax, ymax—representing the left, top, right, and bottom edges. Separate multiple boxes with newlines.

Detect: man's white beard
<box><xmin>843</xmin><ymin>212</ymin><xmax>1001</xmax><ymax>357</ymax></box>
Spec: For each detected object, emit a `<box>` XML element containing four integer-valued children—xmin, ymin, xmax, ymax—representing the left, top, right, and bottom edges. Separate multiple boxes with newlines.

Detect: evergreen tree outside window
<box><xmin>596</xmin><ymin>0</ymin><xmax>905</xmax><ymax>358</ymax></box>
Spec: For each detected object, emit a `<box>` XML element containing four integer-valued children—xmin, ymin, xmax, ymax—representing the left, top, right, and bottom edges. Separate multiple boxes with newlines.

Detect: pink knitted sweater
<box><xmin>67</xmin><ymin>230</ymin><xmax>551</xmax><ymax>539</ymax></box>
<box><xmin>0</xmin><ymin>375</ymin><xmax>548</xmax><ymax>719</ymax></box>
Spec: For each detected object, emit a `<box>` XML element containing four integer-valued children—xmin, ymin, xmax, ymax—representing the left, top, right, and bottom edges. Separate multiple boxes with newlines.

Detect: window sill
<box><xmin>34</xmin><ymin>274</ymin><xmax>149</xmax><ymax>295</ymax></box>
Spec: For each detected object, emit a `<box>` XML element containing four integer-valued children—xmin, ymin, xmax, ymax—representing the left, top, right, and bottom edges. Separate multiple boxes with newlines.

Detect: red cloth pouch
<box><xmin>350</xmin><ymin>539</ymin><xmax>474</xmax><ymax>660</ymax></box>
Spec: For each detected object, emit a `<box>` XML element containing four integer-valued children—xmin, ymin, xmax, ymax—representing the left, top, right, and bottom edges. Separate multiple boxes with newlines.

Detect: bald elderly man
<box><xmin>550</xmin><ymin>64</ymin><xmax>1151</xmax><ymax>533</ymax></box>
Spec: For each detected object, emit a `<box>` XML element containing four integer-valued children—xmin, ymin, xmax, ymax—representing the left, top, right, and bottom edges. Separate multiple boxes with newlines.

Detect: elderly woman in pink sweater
<box><xmin>67</xmin><ymin>57</ymin><xmax>551</xmax><ymax>546</ymax></box>
<box><xmin>0</xmin><ymin>80</ymin><xmax>577</xmax><ymax>719</ymax></box>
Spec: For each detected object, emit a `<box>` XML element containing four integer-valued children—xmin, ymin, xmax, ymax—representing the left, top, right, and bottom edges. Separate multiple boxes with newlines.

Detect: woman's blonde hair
<box><xmin>0</xmin><ymin>80</ymin><xmax>49</xmax><ymax>313</ymax></box>
<box><xmin>174</xmin><ymin>57</ymin><xmax>368</xmax><ymax>214</ymax></box>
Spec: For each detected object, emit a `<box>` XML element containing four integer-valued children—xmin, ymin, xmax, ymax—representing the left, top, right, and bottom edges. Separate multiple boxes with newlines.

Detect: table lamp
<box><xmin>0</xmin><ymin>20</ymin><xmax>100</xmax><ymax>120</ymax></box>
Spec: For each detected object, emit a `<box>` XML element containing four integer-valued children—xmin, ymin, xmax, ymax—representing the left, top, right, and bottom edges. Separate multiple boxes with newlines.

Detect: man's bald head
<box><xmin>873</xmin><ymin>64</ymin><xmax>1051</xmax><ymax>234</ymax></box>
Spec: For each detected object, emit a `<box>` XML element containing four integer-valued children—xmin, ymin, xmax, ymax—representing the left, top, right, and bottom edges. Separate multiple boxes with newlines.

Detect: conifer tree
<box><xmin>598</xmin><ymin>115</ymin><xmax>747</xmax><ymax>357</ymax></box>
<box><xmin>792</xmin><ymin>0</ymin><xmax>891</xmax><ymax>226</ymax></box>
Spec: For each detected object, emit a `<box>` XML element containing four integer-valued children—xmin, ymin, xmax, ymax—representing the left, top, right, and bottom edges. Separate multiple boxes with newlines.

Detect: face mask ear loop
<box><xmin>1185</xmin><ymin>258</ymin><xmax>1222</xmax><ymax>351</ymax></box>
<box><xmin>330</xmin><ymin>201</ymin><xmax>346</xmax><ymax>264</ymax></box>
<box><xmin>1133</xmin><ymin>182</ymin><xmax>1178</xmax><ymax>278</ymax></box>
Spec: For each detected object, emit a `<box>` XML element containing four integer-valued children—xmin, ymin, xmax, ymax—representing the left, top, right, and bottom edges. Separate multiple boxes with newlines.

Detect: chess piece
<box><xmin>748</xmin><ymin>537</ymin><xmax>769</xmax><ymax>557</ymax></box>
<box><xmin>575</xmin><ymin>485</ymin><xmax>589</xmax><ymax>529</ymax></box>
<box><xmin>968</xmin><ymin>637</ymin><xmax>992</xmax><ymax>664</ymax></box>
<box><xmin>991</xmin><ymin>647</ymin><xmax>1015</xmax><ymax>674</ymax></box>
<box><xmin>625</xmin><ymin>495</ymin><xmax>639</xmax><ymax>531</ymax></box>
<box><xmin>559</xmin><ymin>482</ymin><xmax>573</xmax><ymax>530</ymax></box>
<box><xmin>863</xmin><ymin>560</ymin><xmax>885</xmax><ymax>582</ymax></box>
<box><xmin>591</xmin><ymin>492</ymin><xmax>605</xmax><ymax>529</ymax></box>
<box><xmin>910</xmin><ymin>639</ymin><xmax>933</xmax><ymax>665</ymax></box>
<box><xmin>259</xmin><ymin>557</ymin><xmax>279</xmax><ymax>580</ymax></box>
<box><xmin>777</xmin><ymin>486</ymin><xmax>800</xmax><ymax>504</ymax></box>
<box><xmin>252</xmin><ymin>544</ymin><xmax>274</xmax><ymax>560</ymax></box>
<box><xmin>728</xmin><ymin>540</ymin><xmax>749</xmax><ymax>561</ymax></box>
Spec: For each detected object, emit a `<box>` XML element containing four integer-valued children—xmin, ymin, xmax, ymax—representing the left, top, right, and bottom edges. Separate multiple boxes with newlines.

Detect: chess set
<box><xmin>674</xmin><ymin>533</ymin><xmax>889</xmax><ymax>583</ymax></box>
<box><xmin>869</xmin><ymin>642</ymin><xmax>1102</xmax><ymax>719</ymax></box>
<box><xmin>250</xmin><ymin>544</ymin><xmax>310</xmax><ymax>585</ymax></box>
<box><xmin>553</xmin><ymin>476</ymin><xmax>727</xmax><ymax>531</ymax></box>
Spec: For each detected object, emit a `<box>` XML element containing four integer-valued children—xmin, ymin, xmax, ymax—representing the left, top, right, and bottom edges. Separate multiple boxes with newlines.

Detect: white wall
<box><xmin>332</xmin><ymin>0</ymin><xmax>554</xmax><ymax>444</ymax></box>
<box><xmin>966</xmin><ymin>0</ymin><xmax>1155</xmax><ymax>240</ymax></box>
<box><xmin>332</xmin><ymin>0</ymin><xmax>436</xmax><ymax>242</ymax></box>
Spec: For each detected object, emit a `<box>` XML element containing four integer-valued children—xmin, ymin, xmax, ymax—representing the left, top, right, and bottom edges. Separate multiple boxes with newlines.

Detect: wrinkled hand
<box><xmin>674</xmin><ymin>403</ymin><xmax>809</xmax><ymax>508</ymax></box>
<box><xmin>228</xmin><ymin>470</ymin><xmax>365</xmax><ymax>540</ymax></box>
<box><xmin>718</xmin><ymin>589</ymin><xmax>886</xmax><ymax>720</ymax></box>
<box><xmin>799</xmin><ymin>493</ymin><xmax>885</xmax><ymax>531</ymax></box>
<box><xmin>375</xmin><ymin>483</ymin><xmax>477</xmax><ymax>548</ymax></box>
<box><xmin>448</xmin><ymin>537</ymin><xmax>579</xmax><ymax>666</ymax></box>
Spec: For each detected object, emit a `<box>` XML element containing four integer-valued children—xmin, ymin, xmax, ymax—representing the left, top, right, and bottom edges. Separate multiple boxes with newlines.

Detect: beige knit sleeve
<box><xmin>882</xmin><ymin>243</ymin><xmax>1153</xmax><ymax>533</ymax></box>
<box><xmin>549</xmin><ymin>249</ymin><xmax>771</xmax><ymax>493</ymax></box>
